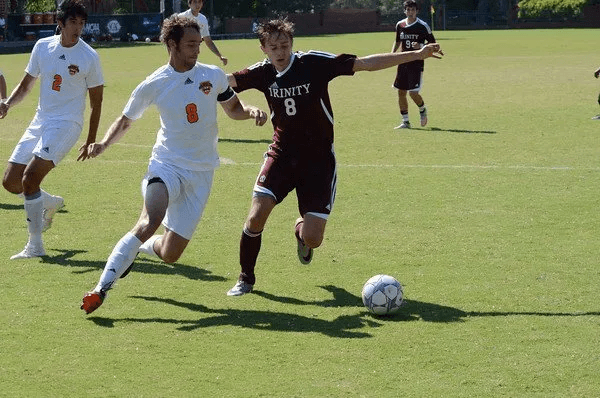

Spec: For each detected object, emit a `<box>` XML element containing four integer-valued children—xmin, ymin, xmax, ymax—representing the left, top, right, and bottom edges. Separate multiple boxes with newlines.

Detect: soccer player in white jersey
<box><xmin>80</xmin><ymin>14</ymin><xmax>267</xmax><ymax>314</ymax></box>
<box><xmin>225</xmin><ymin>19</ymin><xmax>443</xmax><ymax>296</ymax></box>
<box><xmin>179</xmin><ymin>0</ymin><xmax>228</xmax><ymax>65</ymax></box>
<box><xmin>0</xmin><ymin>0</ymin><xmax>104</xmax><ymax>260</ymax></box>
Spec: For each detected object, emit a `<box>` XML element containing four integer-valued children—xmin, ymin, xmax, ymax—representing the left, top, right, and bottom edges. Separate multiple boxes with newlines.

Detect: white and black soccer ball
<box><xmin>361</xmin><ymin>274</ymin><xmax>404</xmax><ymax>315</ymax></box>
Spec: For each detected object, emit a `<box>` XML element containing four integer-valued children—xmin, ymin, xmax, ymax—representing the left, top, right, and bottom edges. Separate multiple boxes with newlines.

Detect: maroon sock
<box><xmin>239</xmin><ymin>228</ymin><xmax>261</xmax><ymax>285</ymax></box>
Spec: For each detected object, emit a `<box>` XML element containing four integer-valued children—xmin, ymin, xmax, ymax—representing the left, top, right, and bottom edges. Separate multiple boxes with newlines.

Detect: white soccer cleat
<box><xmin>420</xmin><ymin>108</ymin><xmax>428</xmax><ymax>127</ymax></box>
<box><xmin>592</xmin><ymin>114</ymin><xmax>600</xmax><ymax>120</ymax></box>
<box><xmin>227</xmin><ymin>280</ymin><xmax>254</xmax><ymax>296</ymax></box>
<box><xmin>42</xmin><ymin>195</ymin><xmax>64</xmax><ymax>232</ymax></box>
<box><xmin>394</xmin><ymin>121</ymin><xmax>411</xmax><ymax>129</ymax></box>
<box><xmin>10</xmin><ymin>243</ymin><xmax>46</xmax><ymax>259</ymax></box>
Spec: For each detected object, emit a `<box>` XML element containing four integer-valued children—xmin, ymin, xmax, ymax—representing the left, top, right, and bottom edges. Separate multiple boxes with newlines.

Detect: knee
<box><xmin>302</xmin><ymin>233</ymin><xmax>323</xmax><ymax>249</ymax></box>
<box><xmin>2</xmin><ymin>177</ymin><xmax>20</xmax><ymax>194</ymax></box>
<box><xmin>245</xmin><ymin>214</ymin><xmax>265</xmax><ymax>233</ymax></box>
<box><xmin>133</xmin><ymin>219</ymin><xmax>162</xmax><ymax>242</ymax></box>
<box><xmin>21</xmin><ymin>171</ymin><xmax>41</xmax><ymax>194</ymax></box>
<box><xmin>160</xmin><ymin>250</ymin><xmax>181</xmax><ymax>264</ymax></box>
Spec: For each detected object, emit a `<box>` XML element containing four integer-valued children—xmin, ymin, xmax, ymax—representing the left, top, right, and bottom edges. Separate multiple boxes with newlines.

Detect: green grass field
<box><xmin>1</xmin><ymin>29</ymin><xmax>599</xmax><ymax>397</ymax></box>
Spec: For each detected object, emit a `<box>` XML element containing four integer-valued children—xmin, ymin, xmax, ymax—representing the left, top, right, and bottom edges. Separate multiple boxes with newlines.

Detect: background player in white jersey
<box><xmin>0</xmin><ymin>69</ymin><xmax>6</xmax><ymax>101</ymax></box>
<box><xmin>179</xmin><ymin>0</ymin><xmax>228</xmax><ymax>65</ymax></box>
<box><xmin>225</xmin><ymin>18</ymin><xmax>443</xmax><ymax>296</ymax></box>
<box><xmin>0</xmin><ymin>0</ymin><xmax>104</xmax><ymax>260</ymax></box>
<box><xmin>392</xmin><ymin>0</ymin><xmax>436</xmax><ymax>129</ymax></box>
<box><xmin>80</xmin><ymin>15</ymin><xmax>267</xmax><ymax>314</ymax></box>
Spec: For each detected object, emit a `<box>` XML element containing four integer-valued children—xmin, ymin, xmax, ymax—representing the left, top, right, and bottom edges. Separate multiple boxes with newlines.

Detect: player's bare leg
<box><xmin>82</xmin><ymin>179</ymin><xmax>169</xmax><ymax>313</ymax></box>
<box><xmin>4</xmin><ymin>161</ymin><xmax>64</xmax><ymax>232</ymax></box>
<box><xmin>228</xmin><ymin>194</ymin><xmax>276</xmax><ymax>296</ymax></box>
<box><xmin>295</xmin><ymin>213</ymin><xmax>327</xmax><ymax>265</ymax></box>
<box><xmin>2</xmin><ymin>162</ymin><xmax>27</xmax><ymax>194</ymax></box>
<box><xmin>409</xmin><ymin>91</ymin><xmax>427</xmax><ymax>127</ymax></box>
<box><xmin>395</xmin><ymin>90</ymin><xmax>411</xmax><ymax>129</ymax></box>
<box><xmin>9</xmin><ymin>157</ymin><xmax>54</xmax><ymax>259</ymax></box>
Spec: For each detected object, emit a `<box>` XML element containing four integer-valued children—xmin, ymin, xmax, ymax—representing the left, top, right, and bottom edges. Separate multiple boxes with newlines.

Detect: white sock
<box><xmin>24</xmin><ymin>195</ymin><xmax>44</xmax><ymax>246</ymax></box>
<box><xmin>95</xmin><ymin>232</ymin><xmax>142</xmax><ymax>293</ymax></box>
<box><xmin>40</xmin><ymin>189</ymin><xmax>52</xmax><ymax>206</ymax></box>
<box><xmin>139</xmin><ymin>235</ymin><xmax>161</xmax><ymax>258</ymax></box>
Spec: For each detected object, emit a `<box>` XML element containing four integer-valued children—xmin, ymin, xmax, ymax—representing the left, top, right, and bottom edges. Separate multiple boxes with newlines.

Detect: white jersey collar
<box><xmin>275</xmin><ymin>53</ymin><xmax>296</xmax><ymax>78</ymax></box>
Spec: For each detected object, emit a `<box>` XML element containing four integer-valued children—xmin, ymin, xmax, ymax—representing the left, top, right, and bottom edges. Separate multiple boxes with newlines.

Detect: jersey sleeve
<box><xmin>85</xmin><ymin>52</ymin><xmax>104</xmax><ymax>88</ymax></box>
<box><xmin>122</xmin><ymin>78</ymin><xmax>154</xmax><ymax>120</ymax></box>
<box><xmin>232</xmin><ymin>63</ymin><xmax>266</xmax><ymax>94</ymax></box>
<box><xmin>198</xmin><ymin>13</ymin><xmax>210</xmax><ymax>37</ymax></box>
<box><xmin>426</xmin><ymin>31</ymin><xmax>436</xmax><ymax>43</ymax></box>
<box><xmin>25</xmin><ymin>41</ymin><xmax>42</xmax><ymax>77</ymax></box>
<box><xmin>215</xmin><ymin>68</ymin><xmax>235</xmax><ymax>102</ymax></box>
<box><xmin>312</xmin><ymin>52</ymin><xmax>356</xmax><ymax>81</ymax></box>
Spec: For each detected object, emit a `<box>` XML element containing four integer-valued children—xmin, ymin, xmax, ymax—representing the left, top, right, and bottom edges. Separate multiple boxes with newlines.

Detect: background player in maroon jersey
<box><xmin>593</xmin><ymin>66</ymin><xmax>600</xmax><ymax>120</ymax></box>
<box><xmin>225</xmin><ymin>18</ymin><xmax>443</xmax><ymax>296</ymax></box>
<box><xmin>392</xmin><ymin>0</ymin><xmax>436</xmax><ymax>129</ymax></box>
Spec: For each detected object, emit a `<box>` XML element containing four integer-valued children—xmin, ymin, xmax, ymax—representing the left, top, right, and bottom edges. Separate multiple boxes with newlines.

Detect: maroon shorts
<box><xmin>393</xmin><ymin>63</ymin><xmax>423</xmax><ymax>91</ymax></box>
<box><xmin>254</xmin><ymin>146</ymin><xmax>337</xmax><ymax>217</ymax></box>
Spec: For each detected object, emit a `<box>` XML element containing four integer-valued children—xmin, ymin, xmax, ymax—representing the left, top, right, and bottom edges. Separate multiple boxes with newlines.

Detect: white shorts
<box><xmin>8</xmin><ymin>115</ymin><xmax>82</xmax><ymax>166</ymax></box>
<box><xmin>141</xmin><ymin>159</ymin><xmax>214</xmax><ymax>240</ymax></box>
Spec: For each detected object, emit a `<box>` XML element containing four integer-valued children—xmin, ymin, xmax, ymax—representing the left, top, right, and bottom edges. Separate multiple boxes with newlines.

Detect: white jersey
<box><xmin>123</xmin><ymin>62</ymin><xmax>233</xmax><ymax>171</ymax></box>
<box><xmin>25</xmin><ymin>35</ymin><xmax>103</xmax><ymax>126</ymax></box>
<box><xmin>178</xmin><ymin>9</ymin><xmax>210</xmax><ymax>38</ymax></box>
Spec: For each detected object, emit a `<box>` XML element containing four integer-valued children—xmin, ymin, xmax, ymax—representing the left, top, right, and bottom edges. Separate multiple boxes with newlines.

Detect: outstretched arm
<box><xmin>87</xmin><ymin>114</ymin><xmax>135</xmax><ymax>158</ymax></box>
<box><xmin>0</xmin><ymin>74</ymin><xmax>7</xmax><ymax>100</ymax></box>
<box><xmin>203</xmin><ymin>36</ymin><xmax>228</xmax><ymax>66</ymax></box>
<box><xmin>78</xmin><ymin>85</ymin><xmax>104</xmax><ymax>161</ymax></box>
<box><xmin>0</xmin><ymin>72</ymin><xmax>37</xmax><ymax>119</ymax></box>
<box><xmin>220</xmin><ymin>95</ymin><xmax>267</xmax><ymax>126</ymax></box>
<box><xmin>353</xmin><ymin>43</ymin><xmax>443</xmax><ymax>72</ymax></box>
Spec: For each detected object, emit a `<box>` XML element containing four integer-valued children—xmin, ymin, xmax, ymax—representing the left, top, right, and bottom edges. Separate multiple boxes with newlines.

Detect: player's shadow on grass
<box><xmin>90</xmin><ymin>295</ymin><xmax>378</xmax><ymax>338</ymax></box>
<box><xmin>255</xmin><ymin>287</ymin><xmax>600</xmax><ymax>323</ymax></box>
<box><xmin>253</xmin><ymin>285</ymin><xmax>364</xmax><ymax>307</ymax></box>
<box><xmin>0</xmin><ymin>203</ymin><xmax>24</xmax><ymax>210</ymax></box>
<box><xmin>86</xmin><ymin>288</ymin><xmax>600</xmax><ymax>336</ymax></box>
<box><xmin>39</xmin><ymin>248</ymin><xmax>226</xmax><ymax>282</ymax></box>
<box><xmin>428</xmin><ymin>126</ymin><xmax>497</xmax><ymax>134</ymax></box>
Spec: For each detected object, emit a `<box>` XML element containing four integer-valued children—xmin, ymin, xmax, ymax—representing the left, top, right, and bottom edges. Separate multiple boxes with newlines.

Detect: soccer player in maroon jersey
<box><xmin>392</xmin><ymin>0</ymin><xmax>436</xmax><ymax>129</ymax></box>
<box><xmin>226</xmin><ymin>18</ymin><xmax>443</xmax><ymax>296</ymax></box>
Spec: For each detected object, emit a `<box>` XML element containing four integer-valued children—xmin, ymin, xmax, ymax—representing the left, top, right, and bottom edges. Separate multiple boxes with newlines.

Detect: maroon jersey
<box><xmin>395</xmin><ymin>17</ymin><xmax>435</xmax><ymax>71</ymax></box>
<box><xmin>233</xmin><ymin>51</ymin><xmax>356</xmax><ymax>155</ymax></box>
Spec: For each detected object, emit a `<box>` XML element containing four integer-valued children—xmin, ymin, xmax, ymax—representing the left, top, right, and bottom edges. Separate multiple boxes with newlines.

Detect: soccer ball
<box><xmin>361</xmin><ymin>274</ymin><xmax>404</xmax><ymax>315</ymax></box>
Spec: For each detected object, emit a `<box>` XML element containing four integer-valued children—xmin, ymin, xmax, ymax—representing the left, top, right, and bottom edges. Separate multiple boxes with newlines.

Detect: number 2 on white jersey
<box><xmin>52</xmin><ymin>74</ymin><xmax>62</xmax><ymax>92</ymax></box>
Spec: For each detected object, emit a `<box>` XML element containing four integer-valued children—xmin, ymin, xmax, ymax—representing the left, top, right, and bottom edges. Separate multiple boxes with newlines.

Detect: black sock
<box><xmin>239</xmin><ymin>228</ymin><xmax>262</xmax><ymax>285</ymax></box>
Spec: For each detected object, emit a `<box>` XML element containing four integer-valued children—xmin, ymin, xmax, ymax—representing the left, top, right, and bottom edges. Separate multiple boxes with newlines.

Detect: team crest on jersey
<box><xmin>199</xmin><ymin>81</ymin><xmax>213</xmax><ymax>95</ymax></box>
<box><xmin>68</xmin><ymin>64</ymin><xmax>80</xmax><ymax>75</ymax></box>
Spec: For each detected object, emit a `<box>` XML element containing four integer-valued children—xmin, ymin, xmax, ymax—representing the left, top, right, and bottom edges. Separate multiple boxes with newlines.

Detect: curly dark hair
<box><xmin>160</xmin><ymin>14</ymin><xmax>201</xmax><ymax>46</ymax></box>
<box><xmin>256</xmin><ymin>18</ymin><xmax>294</xmax><ymax>46</ymax></box>
<box><xmin>57</xmin><ymin>0</ymin><xmax>88</xmax><ymax>25</ymax></box>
